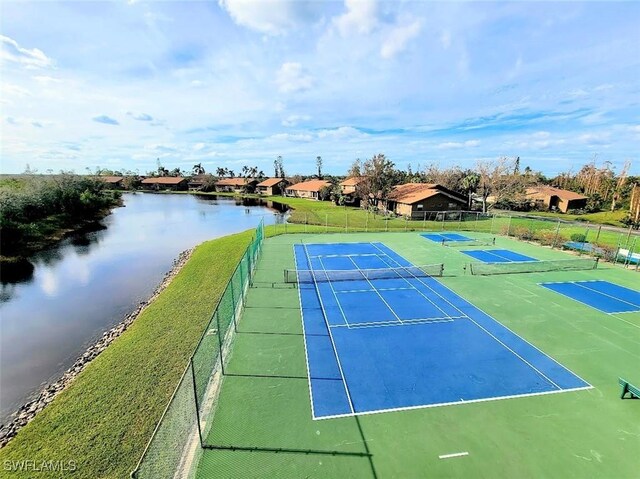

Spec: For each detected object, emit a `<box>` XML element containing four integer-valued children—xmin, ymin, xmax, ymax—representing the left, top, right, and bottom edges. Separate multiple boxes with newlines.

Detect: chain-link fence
<box><xmin>269</xmin><ymin>209</ymin><xmax>639</xmax><ymax>270</ymax></box>
<box><xmin>131</xmin><ymin>220</ymin><xmax>264</xmax><ymax>479</ymax></box>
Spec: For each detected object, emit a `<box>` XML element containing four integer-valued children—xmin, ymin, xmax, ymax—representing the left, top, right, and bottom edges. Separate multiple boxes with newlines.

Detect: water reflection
<box><xmin>0</xmin><ymin>193</ymin><xmax>287</xmax><ymax>422</ymax></box>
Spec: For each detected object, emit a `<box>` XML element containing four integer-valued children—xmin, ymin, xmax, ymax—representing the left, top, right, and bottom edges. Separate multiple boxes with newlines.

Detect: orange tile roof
<box><xmin>257</xmin><ymin>178</ymin><xmax>287</xmax><ymax>187</ymax></box>
<box><xmin>141</xmin><ymin>177</ymin><xmax>187</xmax><ymax>184</ymax></box>
<box><xmin>526</xmin><ymin>186</ymin><xmax>588</xmax><ymax>201</ymax></box>
<box><xmin>215</xmin><ymin>178</ymin><xmax>257</xmax><ymax>186</ymax></box>
<box><xmin>387</xmin><ymin>183</ymin><xmax>464</xmax><ymax>204</ymax></box>
<box><xmin>286</xmin><ymin>180</ymin><xmax>331</xmax><ymax>192</ymax></box>
<box><xmin>99</xmin><ymin>176</ymin><xmax>124</xmax><ymax>183</ymax></box>
<box><xmin>339</xmin><ymin>177</ymin><xmax>367</xmax><ymax>187</ymax></box>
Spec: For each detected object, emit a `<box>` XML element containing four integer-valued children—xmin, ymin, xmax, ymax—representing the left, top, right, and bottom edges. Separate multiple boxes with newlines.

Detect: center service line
<box><xmin>438</xmin><ymin>452</ymin><xmax>469</xmax><ymax>459</ymax></box>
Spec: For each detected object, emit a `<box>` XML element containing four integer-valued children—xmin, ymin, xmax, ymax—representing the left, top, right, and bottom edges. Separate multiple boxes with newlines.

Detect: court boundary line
<box><xmin>539</xmin><ymin>282</ymin><xmax>640</xmax><ymax>324</ymax></box>
<box><xmin>293</xmin><ymin>245</ymin><xmax>316</xmax><ymax>419</ymax></box>
<box><xmin>312</xmin><ymin>384</ymin><xmax>593</xmax><ymax>420</ymax></box>
<box><xmin>302</xmin><ymin>243</ymin><xmax>356</xmax><ymax>416</ymax></box>
<box><xmin>316</xmin><ymin>256</ymin><xmax>351</xmax><ymax>327</ymax></box>
<box><xmin>330</xmin><ymin>317</ymin><xmax>458</xmax><ymax>329</ymax></box>
<box><xmin>484</xmin><ymin>250</ymin><xmax>536</xmax><ymax>263</ymax></box>
<box><xmin>572</xmin><ymin>282</ymin><xmax>640</xmax><ymax>309</ymax></box>
<box><xmin>381</xmin><ymin>244</ymin><xmax>594</xmax><ymax>389</ymax></box>
<box><xmin>346</xmin><ymin>255</ymin><xmax>403</xmax><ymax>325</ymax></box>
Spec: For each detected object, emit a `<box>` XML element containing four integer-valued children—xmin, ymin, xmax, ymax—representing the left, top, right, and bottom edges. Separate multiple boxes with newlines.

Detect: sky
<box><xmin>1</xmin><ymin>1</ymin><xmax>639</xmax><ymax>176</ymax></box>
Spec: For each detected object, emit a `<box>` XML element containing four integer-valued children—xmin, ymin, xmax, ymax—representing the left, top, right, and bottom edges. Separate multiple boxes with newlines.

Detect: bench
<box><xmin>619</xmin><ymin>378</ymin><xmax>640</xmax><ymax>399</ymax></box>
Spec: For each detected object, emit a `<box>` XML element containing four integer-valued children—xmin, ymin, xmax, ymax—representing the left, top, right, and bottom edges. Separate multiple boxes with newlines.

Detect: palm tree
<box><xmin>241</xmin><ymin>166</ymin><xmax>249</xmax><ymax>178</ymax></box>
<box><xmin>461</xmin><ymin>173</ymin><xmax>480</xmax><ymax>210</ymax></box>
<box><xmin>216</xmin><ymin>167</ymin><xmax>226</xmax><ymax>178</ymax></box>
<box><xmin>228</xmin><ymin>170</ymin><xmax>235</xmax><ymax>178</ymax></box>
<box><xmin>192</xmin><ymin>163</ymin><xmax>205</xmax><ymax>175</ymax></box>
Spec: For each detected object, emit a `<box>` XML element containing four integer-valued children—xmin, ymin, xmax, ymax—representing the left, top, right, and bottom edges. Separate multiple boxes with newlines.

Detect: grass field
<box><xmin>0</xmin><ymin>231</ymin><xmax>255</xmax><ymax>479</ymax></box>
<box><xmin>196</xmin><ymin>231</ymin><xmax>639</xmax><ymax>478</ymax></box>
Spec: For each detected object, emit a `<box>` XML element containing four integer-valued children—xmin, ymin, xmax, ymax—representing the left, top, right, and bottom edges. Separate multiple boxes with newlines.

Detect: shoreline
<box><xmin>0</xmin><ymin>247</ymin><xmax>194</xmax><ymax>448</ymax></box>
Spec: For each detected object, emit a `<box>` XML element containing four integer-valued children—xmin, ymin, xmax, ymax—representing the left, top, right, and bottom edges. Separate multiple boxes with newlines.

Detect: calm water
<box><xmin>0</xmin><ymin>193</ymin><xmax>286</xmax><ymax>422</ymax></box>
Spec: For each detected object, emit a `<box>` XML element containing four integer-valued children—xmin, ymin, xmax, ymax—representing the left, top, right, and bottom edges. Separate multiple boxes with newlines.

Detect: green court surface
<box><xmin>197</xmin><ymin>232</ymin><xmax>640</xmax><ymax>478</ymax></box>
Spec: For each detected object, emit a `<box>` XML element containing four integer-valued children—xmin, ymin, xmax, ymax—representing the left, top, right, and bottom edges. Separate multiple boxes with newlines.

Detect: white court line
<box><xmin>312</xmin><ymin>384</ymin><xmax>593</xmax><ymax>421</ymax></box>
<box><xmin>439</xmin><ymin>452</ymin><xmax>469</xmax><ymax>459</ymax></box>
<box><xmin>311</xmin><ymin>253</ymin><xmax>379</xmax><ymax>259</ymax></box>
<box><xmin>336</xmin><ymin>287</ymin><xmax>415</xmax><ymax>294</ymax></box>
<box><xmin>302</xmin><ymin>244</ymin><xmax>355</xmax><ymax>415</ymax></box>
<box><xmin>378</xmin><ymin>244</ymin><xmax>594</xmax><ymax>390</ymax></box>
<box><xmin>293</xmin><ymin>245</ymin><xmax>317</xmax><ymax>420</ymax></box>
<box><xmin>331</xmin><ymin>317</ymin><xmax>459</xmax><ymax>330</ymax></box>
<box><xmin>573</xmin><ymin>282</ymin><xmax>640</xmax><ymax>309</ymax></box>
<box><xmin>346</xmin><ymin>256</ymin><xmax>404</xmax><ymax>325</ymax></box>
<box><xmin>317</xmin><ymin>256</ymin><xmax>350</xmax><ymax>328</ymax></box>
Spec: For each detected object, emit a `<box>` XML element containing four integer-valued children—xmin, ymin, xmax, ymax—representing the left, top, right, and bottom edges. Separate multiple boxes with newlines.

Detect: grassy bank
<box><xmin>0</xmin><ymin>231</ymin><xmax>254</xmax><ymax>478</ymax></box>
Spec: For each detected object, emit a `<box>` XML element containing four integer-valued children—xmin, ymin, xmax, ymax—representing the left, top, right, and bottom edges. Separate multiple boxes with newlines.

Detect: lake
<box><xmin>0</xmin><ymin>193</ymin><xmax>286</xmax><ymax>423</ymax></box>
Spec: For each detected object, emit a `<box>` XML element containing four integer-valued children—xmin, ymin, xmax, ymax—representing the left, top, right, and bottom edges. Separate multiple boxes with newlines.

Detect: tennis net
<box><xmin>443</xmin><ymin>238</ymin><xmax>496</xmax><ymax>247</ymax></box>
<box><xmin>469</xmin><ymin>258</ymin><xmax>598</xmax><ymax>275</ymax></box>
<box><xmin>284</xmin><ymin>264</ymin><xmax>444</xmax><ymax>283</ymax></box>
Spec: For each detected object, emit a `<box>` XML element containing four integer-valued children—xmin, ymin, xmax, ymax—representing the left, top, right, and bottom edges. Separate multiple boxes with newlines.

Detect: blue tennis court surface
<box><xmin>294</xmin><ymin>242</ymin><xmax>591</xmax><ymax>419</ymax></box>
<box><xmin>540</xmin><ymin>280</ymin><xmax>640</xmax><ymax>314</ymax></box>
<box><xmin>462</xmin><ymin>249</ymin><xmax>537</xmax><ymax>263</ymax></box>
<box><xmin>421</xmin><ymin>232</ymin><xmax>474</xmax><ymax>242</ymax></box>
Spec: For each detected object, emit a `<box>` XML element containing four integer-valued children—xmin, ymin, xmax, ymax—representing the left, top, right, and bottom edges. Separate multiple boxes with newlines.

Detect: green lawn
<box><xmin>197</xmin><ymin>231</ymin><xmax>640</xmax><ymax>478</ymax></box>
<box><xmin>0</xmin><ymin>231</ymin><xmax>254</xmax><ymax>479</ymax></box>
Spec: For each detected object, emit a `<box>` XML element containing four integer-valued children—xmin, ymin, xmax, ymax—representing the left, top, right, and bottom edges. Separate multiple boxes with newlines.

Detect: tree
<box><xmin>192</xmin><ymin>163</ymin><xmax>205</xmax><ymax>175</ymax></box>
<box><xmin>476</xmin><ymin>157</ymin><xmax>523</xmax><ymax>213</ymax></box>
<box><xmin>347</xmin><ymin>159</ymin><xmax>362</xmax><ymax>178</ymax></box>
<box><xmin>358</xmin><ymin>154</ymin><xmax>397</xmax><ymax>207</ymax></box>
<box><xmin>228</xmin><ymin>170</ymin><xmax>235</xmax><ymax>178</ymax></box>
<box><xmin>461</xmin><ymin>173</ymin><xmax>480</xmax><ymax>210</ymax></box>
<box><xmin>170</xmin><ymin>167</ymin><xmax>182</xmax><ymax>177</ymax></box>
<box><xmin>274</xmin><ymin>155</ymin><xmax>285</xmax><ymax>178</ymax></box>
<box><xmin>216</xmin><ymin>167</ymin><xmax>227</xmax><ymax>178</ymax></box>
<box><xmin>316</xmin><ymin>156</ymin><xmax>323</xmax><ymax>179</ymax></box>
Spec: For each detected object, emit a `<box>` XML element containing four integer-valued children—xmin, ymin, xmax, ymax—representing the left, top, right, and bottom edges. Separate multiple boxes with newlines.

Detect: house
<box><xmin>381</xmin><ymin>183</ymin><xmax>467</xmax><ymax>217</ymax></box>
<box><xmin>339</xmin><ymin>177</ymin><xmax>367</xmax><ymax>195</ymax></box>
<box><xmin>140</xmin><ymin>177</ymin><xmax>188</xmax><ymax>191</ymax></box>
<box><xmin>285</xmin><ymin>180</ymin><xmax>331</xmax><ymax>200</ymax></box>
<box><xmin>99</xmin><ymin>176</ymin><xmax>124</xmax><ymax>189</ymax></box>
<box><xmin>215</xmin><ymin>177</ymin><xmax>258</xmax><ymax>193</ymax></box>
<box><xmin>188</xmin><ymin>174</ymin><xmax>215</xmax><ymax>191</ymax></box>
<box><xmin>256</xmin><ymin>178</ymin><xmax>289</xmax><ymax>196</ymax></box>
<box><xmin>525</xmin><ymin>186</ymin><xmax>588</xmax><ymax>213</ymax></box>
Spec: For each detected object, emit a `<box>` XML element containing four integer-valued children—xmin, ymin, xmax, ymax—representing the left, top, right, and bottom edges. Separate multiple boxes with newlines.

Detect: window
<box><xmin>416</xmin><ymin>204</ymin><xmax>424</xmax><ymax>210</ymax></box>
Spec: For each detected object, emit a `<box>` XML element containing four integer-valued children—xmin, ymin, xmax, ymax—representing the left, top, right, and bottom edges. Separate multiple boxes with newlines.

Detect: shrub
<box><xmin>570</xmin><ymin>233</ymin><xmax>587</xmax><ymax>243</ymax></box>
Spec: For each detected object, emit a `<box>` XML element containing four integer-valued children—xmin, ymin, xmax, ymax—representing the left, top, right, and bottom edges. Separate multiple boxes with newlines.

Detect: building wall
<box><xmin>341</xmin><ymin>185</ymin><xmax>357</xmax><ymax>194</ymax></box>
<box><xmin>285</xmin><ymin>190</ymin><xmax>319</xmax><ymax>199</ymax></box>
<box><xmin>394</xmin><ymin>194</ymin><xmax>464</xmax><ymax>215</ymax></box>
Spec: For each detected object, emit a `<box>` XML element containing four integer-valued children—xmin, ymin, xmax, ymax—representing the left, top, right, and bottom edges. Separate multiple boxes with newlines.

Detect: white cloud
<box><xmin>317</xmin><ymin>126</ymin><xmax>366</xmax><ymax>140</ymax></box>
<box><xmin>381</xmin><ymin>18</ymin><xmax>422</xmax><ymax>59</ymax></box>
<box><xmin>193</xmin><ymin>142</ymin><xmax>206</xmax><ymax>150</ymax></box>
<box><xmin>219</xmin><ymin>0</ymin><xmax>319</xmax><ymax>35</ymax></box>
<box><xmin>440</xmin><ymin>30</ymin><xmax>451</xmax><ymax>49</ymax></box>
<box><xmin>127</xmin><ymin>111</ymin><xmax>154</xmax><ymax>121</ymax></box>
<box><xmin>269</xmin><ymin>132</ymin><xmax>313</xmax><ymax>142</ymax></box>
<box><xmin>282</xmin><ymin>114</ymin><xmax>311</xmax><ymax>127</ymax></box>
<box><xmin>333</xmin><ymin>0</ymin><xmax>378</xmax><ymax>36</ymax></box>
<box><xmin>437</xmin><ymin>140</ymin><xmax>480</xmax><ymax>149</ymax></box>
<box><xmin>276</xmin><ymin>62</ymin><xmax>313</xmax><ymax>93</ymax></box>
<box><xmin>0</xmin><ymin>35</ymin><xmax>54</xmax><ymax>69</ymax></box>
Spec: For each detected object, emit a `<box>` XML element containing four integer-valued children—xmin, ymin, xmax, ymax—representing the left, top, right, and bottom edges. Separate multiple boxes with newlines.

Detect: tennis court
<box><xmin>462</xmin><ymin>249</ymin><xmax>537</xmax><ymax>263</ymax></box>
<box><xmin>422</xmin><ymin>232</ymin><xmax>474</xmax><ymax>242</ymax></box>
<box><xmin>294</xmin><ymin>242</ymin><xmax>591</xmax><ymax>419</ymax></box>
<box><xmin>540</xmin><ymin>280</ymin><xmax>640</xmax><ymax>314</ymax></box>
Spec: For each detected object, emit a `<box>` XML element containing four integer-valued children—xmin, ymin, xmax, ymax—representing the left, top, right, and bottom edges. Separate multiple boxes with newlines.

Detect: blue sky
<box><xmin>1</xmin><ymin>1</ymin><xmax>639</xmax><ymax>176</ymax></box>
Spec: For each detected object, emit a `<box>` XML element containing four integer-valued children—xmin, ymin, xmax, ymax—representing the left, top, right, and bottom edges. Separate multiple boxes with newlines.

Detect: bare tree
<box><xmin>347</xmin><ymin>158</ymin><xmax>362</xmax><ymax>178</ymax></box>
<box><xmin>316</xmin><ymin>156</ymin><xmax>323</xmax><ymax>179</ymax></box>
<box><xmin>476</xmin><ymin>157</ymin><xmax>522</xmax><ymax>213</ymax></box>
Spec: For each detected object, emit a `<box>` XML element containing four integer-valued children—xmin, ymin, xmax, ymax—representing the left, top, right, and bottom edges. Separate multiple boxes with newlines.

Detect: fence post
<box><xmin>441</xmin><ymin>212</ymin><xmax>445</xmax><ymax>230</ymax></box>
<box><xmin>284</xmin><ymin>220</ymin><xmax>287</xmax><ymax>234</ymax></box>
<box><xmin>325</xmin><ymin>213</ymin><xmax>328</xmax><ymax>233</ymax></box>
<box><xmin>345</xmin><ymin>212</ymin><xmax>348</xmax><ymax>233</ymax></box>
<box><xmin>229</xmin><ymin>281</ymin><xmax>238</xmax><ymax>332</ymax></box>
<box><xmin>552</xmin><ymin>219</ymin><xmax>561</xmax><ymax>248</ymax></box>
<box><xmin>366</xmin><ymin>212</ymin><xmax>369</xmax><ymax>232</ymax></box>
<box><xmin>385</xmin><ymin>217</ymin><xmax>388</xmax><ymax>232</ymax></box>
<box><xmin>458</xmin><ymin>212</ymin><xmax>463</xmax><ymax>230</ymax></box>
<box><xmin>595</xmin><ymin>225</ymin><xmax>602</xmax><ymax>244</ymax></box>
<box><xmin>626</xmin><ymin>225</ymin><xmax>633</xmax><ymax>246</ymax></box>
<box><xmin>490</xmin><ymin>213</ymin><xmax>496</xmax><ymax>234</ymax></box>
<box><xmin>507</xmin><ymin>215</ymin><xmax>513</xmax><ymax>236</ymax></box>
<box><xmin>475</xmin><ymin>212</ymin><xmax>480</xmax><ymax>231</ymax></box>
<box><xmin>190</xmin><ymin>359</ymin><xmax>204</xmax><ymax>447</ymax></box>
<box><xmin>423</xmin><ymin>211</ymin><xmax>427</xmax><ymax>230</ymax></box>
<box><xmin>405</xmin><ymin>216</ymin><xmax>408</xmax><ymax>231</ymax></box>
<box><xmin>305</xmin><ymin>213</ymin><xmax>308</xmax><ymax>233</ymax></box>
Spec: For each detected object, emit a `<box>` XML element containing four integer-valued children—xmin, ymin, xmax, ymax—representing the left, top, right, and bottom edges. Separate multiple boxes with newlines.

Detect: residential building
<box><xmin>381</xmin><ymin>183</ymin><xmax>467</xmax><ymax>217</ymax></box>
<box><xmin>99</xmin><ymin>176</ymin><xmax>124</xmax><ymax>189</ymax></box>
<box><xmin>215</xmin><ymin>178</ymin><xmax>258</xmax><ymax>193</ymax></box>
<box><xmin>525</xmin><ymin>186</ymin><xmax>588</xmax><ymax>213</ymax></box>
<box><xmin>256</xmin><ymin>178</ymin><xmax>289</xmax><ymax>196</ymax></box>
<box><xmin>140</xmin><ymin>177</ymin><xmax>188</xmax><ymax>191</ymax></box>
<box><xmin>285</xmin><ymin>180</ymin><xmax>331</xmax><ymax>200</ymax></box>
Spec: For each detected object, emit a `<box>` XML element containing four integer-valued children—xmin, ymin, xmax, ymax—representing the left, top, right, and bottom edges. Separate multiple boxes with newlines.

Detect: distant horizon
<box><xmin>2</xmin><ymin>1</ymin><xmax>639</xmax><ymax>176</ymax></box>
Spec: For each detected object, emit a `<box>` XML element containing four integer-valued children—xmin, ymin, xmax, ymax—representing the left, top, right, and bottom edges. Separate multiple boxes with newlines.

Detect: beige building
<box><xmin>339</xmin><ymin>177</ymin><xmax>367</xmax><ymax>195</ymax></box>
<box><xmin>140</xmin><ymin>177</ymin><xmax>188</xmax><ymax>191</ymax></box>
<box><xmin>215</xmin><ymin>178</ymin><xmax>258</xmax><ymax>193</ymax></box>
<box><xmin>525</xmin><ymin>186</ymin><xmax>588</xmax><ymax>213</ymax></box>
<box><xmin>256</xmin><ymin>178</ymin><xmax>289</xmax><ymax>196</ymax></box>
<box><xmin>285</xmin><ymin>180</ymin><xmax>331</xmax><ymax>199</ymax></box>
<box><xmin>99</xmin><ymin>176</ymin><xmax>124</xmax><ymax>189</ymax></box>
<box><xmin>382</xmin><ymin>183</ymin><xmax>466</xmax><ymax>217</ymax></box>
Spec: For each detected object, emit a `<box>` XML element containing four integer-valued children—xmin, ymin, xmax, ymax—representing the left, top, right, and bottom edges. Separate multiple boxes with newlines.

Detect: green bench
<box><xmin>619</xmin><ymin>378</ymin><xmax>640</xmax><ymax>399</ymax></box>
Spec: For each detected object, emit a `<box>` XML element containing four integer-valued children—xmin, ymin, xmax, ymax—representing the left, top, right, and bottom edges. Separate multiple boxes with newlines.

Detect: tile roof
<box><xmin>99</xmin><ymin>176</ymin><xmax>124</xmax><ymax>183</ymax></box>
<box><xmin>526</xmin><ymin>186</ymin><xmax>588</xmax><ymax>201</ymax></box>
<box><xmin>257</xmin><ymin>177</ymin><xmax>287</xmax><ymax>187</ymax></box>
<box><xmin>339</xmin><ymin>177</ymin><xmax>367</xmax><ymax>186</ymax></box>
<box><xmin>386</xmin><ymin>183</ymin><xmax>465</xmax><ymax>204</ymax></box>
<box><xmin>141</xmin><ymin>177</ymin><xmax>187</xmax><ymax>184</ymax></box>
<box><xmin>215</xmin><ymin>178</ymin><xmax>258</xmax><ymax>186</ymax></box>
<box><xmin>286</xmin><ymin>180</ymin><xmax>331</xmax><ymax>192</ymax></box>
